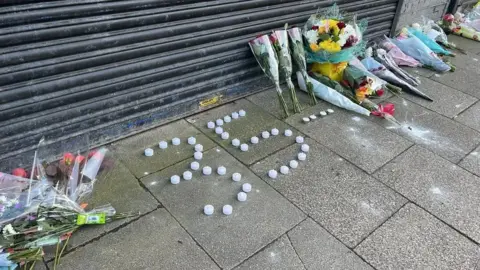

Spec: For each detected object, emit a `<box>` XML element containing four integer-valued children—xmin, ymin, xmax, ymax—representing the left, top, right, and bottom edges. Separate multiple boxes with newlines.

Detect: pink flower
<box><xmin>12</xmin><ymin>168</ymin><xmax>27</xmax><ymax>178</ymax></box>
<box><xmin>63</xmin><ymin>152</ymin><xmax>75</xmax><ymax>166</ymax></box>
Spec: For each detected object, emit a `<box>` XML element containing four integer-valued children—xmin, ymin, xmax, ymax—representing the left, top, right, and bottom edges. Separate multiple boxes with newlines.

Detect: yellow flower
<box><xmin>319</xmin><ymin>39</ymin><xmax>341</xmax><ymax>53</ymax></box>
<box><xmin>331</xmin><ymin>24</ymin><xmax>340</xmax><ymax>36</ymax></box>
<box><xmin>310</xmin><ymin>43</ymin><xmax>321</xmax><ymax>52</ymax></box>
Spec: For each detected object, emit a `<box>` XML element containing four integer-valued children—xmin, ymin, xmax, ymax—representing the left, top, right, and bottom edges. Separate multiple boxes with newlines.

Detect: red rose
<box><xmin>75</xmin><ymin>155</ymin><xmax>85</xmax><ymax>164</ymax></box>
<box><xmin>63</xmin><ymin>152</ymin><xmax>75</xmax><ymax>166</ymax></box>
<box><xmin>269</xmin><ymin>34</ymin><xmax>277</xmax><ymax>44</ymax></box>
<box><xmin>337</xmin><ymin>22</ymin><xmax>346</xmax><ymax>29</ymax></box>
<box><xmin>88</xmin><ymin>150</ymin><xmax>97</xmax><ymax>158</ymax></box>
<box><xmin>12</xmin><ymin>168</ymin><xmax>27</xmax><ymax>178</ymax></box>
<box><xmin>443</xmin><ymin>14</ymin><xmax>454</xmax><ymax>23</ymax></box>
<box><xmin>311</xmin><ymin>25</ymin><xmax>319</xmax><ymax>30</ymax></box>
<box><xmin>376</xmin><ymin>89</ymin><xmax>385</xmax><ymax>96</ymax></box>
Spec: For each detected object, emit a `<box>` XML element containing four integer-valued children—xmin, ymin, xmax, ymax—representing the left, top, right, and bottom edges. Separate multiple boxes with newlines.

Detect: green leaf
<box><xmin>318</xmin><ymin>34</ymin><xmax>330</xmax><ymax>41</ymax></box>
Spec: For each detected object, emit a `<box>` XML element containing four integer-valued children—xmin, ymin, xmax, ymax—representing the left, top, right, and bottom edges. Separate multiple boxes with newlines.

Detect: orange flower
<box><xmin>310</xmin><ymin>43</ymin><xmax>321</xmax><ymax>52</ymax></box>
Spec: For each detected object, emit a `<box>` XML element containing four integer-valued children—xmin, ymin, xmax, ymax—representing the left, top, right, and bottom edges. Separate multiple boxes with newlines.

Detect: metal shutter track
<box><xmin>0</xmin><ymin>0</ymin><xmax>399</xmax><ymax>169</ymax></box>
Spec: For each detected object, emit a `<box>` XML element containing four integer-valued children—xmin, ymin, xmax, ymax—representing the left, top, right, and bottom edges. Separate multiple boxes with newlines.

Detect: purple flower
<box><xmin>0</xmin><ymin>205</ymin><xmax>4</xmax><ymax>212</ymax></box>
<box><xmin>14</xmin><ymin>203</ymin><xmax>22</xmax><ymax>209</ymax></box>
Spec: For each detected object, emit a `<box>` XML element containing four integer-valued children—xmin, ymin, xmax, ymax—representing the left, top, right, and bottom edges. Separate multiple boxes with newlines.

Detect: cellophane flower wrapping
<box><xmin>378</xmin><ymin>36</ymin><xmax>421</xmax><ymax>67</ymax></box>
<box><xmin>296</xmin><ymin>71</ymin><xmax>370</xmax><ymax>116</ymax></box>
<box><xmin>288</xmin><ymin>27</ymin><xmax>317</xmax><ymax>104</ymax></box>
<box><xmin>390</xmin><ymin>31</ymin><xmax>451</xmax><ymax>72</ymax></box>
<box><xmin>249</xmin><ymin>35</ymin><xmax>290</xmax><ymax>116</ymax></box>
<box><xmin>348</xmin><ymin>57</ymin><xmax>387</xmax><ymax>91</ymax></box>
<box><xmin>342</xmin><ymin>65</ymin><xmax>384</xmax><ymax>102</ymax></box>
<box><xmin>362</xmin><ymin>56</ymin><xmax>432</xmax><ymax>101</ymax></box>
<box><xmin>408</xmin><ymin>28</ymin><xmax>453</xmax><ymax>56</ymax></box>
<box><xmin>374</xmin><ymin>49</ymin><xmax>421</xmax><ymax>86</ymax></box>
<box><xmin>440</xmin><ymin>13</ymin><xmax>480</xmax><ymax>42</ymax></box>
<box><xmin>271</xmin><ymin>30</ymin><xmax>301</xmax><ymax>112</ymax></box>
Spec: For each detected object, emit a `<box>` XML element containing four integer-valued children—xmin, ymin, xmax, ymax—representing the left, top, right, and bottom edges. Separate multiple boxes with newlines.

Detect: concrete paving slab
<box><xmin>112</xmin><ymin>119</ymin><xmax>216</xmax><ymax>178</ymax></box>
<box><xmin>187</xmin><ymin>99</ymin><xmax>301</xmax><ymax>165</ymax></box>
<box><xmin>233</xmin><ymin>235</ymin><xmax>305</xmax><ymax>270</ymax></box>
<box><xmin>44</xmin><ymin>160</ymin><xmax>159</xmax><ymax>259</ymax></box>
<box><xmin>250</xmin><ymin>139</ymin><xmax>407</xmax><ymax>247</ymax></box>
<box><xmin>53</xmin><ymin>209</ymin><xmax>219</xmax><ymax>270</ymax></box>
<box><xmin>455</xmin><ymin>101</ymin><xmax>480</xmax><ymax>132</ymax></box>
<box><xmin>374</xmin><ymin>145</ymin><xmax>480</xmax><ymax>243</ymax></box>
<box><xmin>372</xmin><ymin>96</ymin><xmax>480</xmax><ymax>163</ymax></box>
<box><xmin>355</xmin><ymin>203</ymin><xmax>480</xmax><ymax>270</ymax></box>
<box><xmin>400</xmin><ymin>77</ymin><xmax>477</xmax><ymax>118</ymax></box>
<box><xmin>459</xmin><ymin>146</ymin><xmax>480</xmax><ymax>176</ymax></box>
<box><xmin>288</xmin><ymin>219</ymin><xmax>373</xmax><ymax>270</ymax></box>
<box><xmin>141</xmin><ymin>147</ymin><xmax>305</xmax><ymax>269</ymax></box>
<box><xmin>284</xmin><ymin>101</ymin><xmax>412</xmax><ymax>173</ymax></box>
<box><xmin>448</xmin><ymin>35</ymin><xmax>480</xmax><ymax>54</ymax></box>
<box><xmin>402</xmin><ymin>67</ymin><xmax>435</xmax><ymax>78</ymax></box>
<box><xmin>246</xmin><ymin>89</ymin><xmax>313</xmax><ymax>119</ymax></box>
<box><xmin>430</xmin><ymin>68</ymin><xmax>480</xmax><ymax>98</ymax></box>
<box><xmin>447</xmin><ymin>51</ymin><xmax>480</xmax><ymax>72</ymax></box>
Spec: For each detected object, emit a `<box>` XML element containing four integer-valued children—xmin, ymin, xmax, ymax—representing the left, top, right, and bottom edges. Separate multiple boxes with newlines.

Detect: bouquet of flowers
<box><xmin>390</xmin><ymin>29</ymin><xmax>451</xmax><ymax>72</ymax></box>
<box><xmin>249</xmin><ymin>35</ymin><xmax>290</xmax><ymax>117</ymax></box>
<box><xmin>374</xmin><ymin>48</ymin><xmax>421</xmax><ymax>86</ymax></box>
<box><xmin>362</xmin><ymin>53</ymin><xmax>433</xmax><ymax>101</ymax></box>
<box><xmin>304</xmin><ymin>4</ymin><xmax>366</xmax><ymax>81</ymax></box>
<box><xmin>296</xmin><ymin>72</ymin><xmax>370</xmax><ymax>116</ymax></box>
<box><xmin>378</xmin><ymin>36</ymin><xmax>422</xmax><ymax>67</ymax></box>
<box><xmin>440</xmin><ymin>13</ymin><xmax>480</xmax><ymax>42</ymax></box>
<box><xmin>417</xmin><ymin>17</ymin><xmax>466</xmax><ymax>54</ymax></box>
<box><xmin>288</xmin><ymin>27</ymin><xmax>317</xmax><ymax>105</ymax></box>
<box><xmin>271</xmin><ymin>28</ymin><xmax>302</xmax><ymax>113</ymax></box>
<box><xmin>341</xmin><ymin>65</ymin><xmax>384</xmax><ymax>101</ymax></box>
<box><xmin>408</xmin><ymin>26</ymin><xmax>454</xmax><ymax>56</ymax></box>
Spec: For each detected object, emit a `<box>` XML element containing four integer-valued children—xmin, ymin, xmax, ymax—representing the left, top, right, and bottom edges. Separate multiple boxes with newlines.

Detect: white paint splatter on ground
<box><xmin>351</xmin><ymin>116</ymin><xmax>361</xmax><ymax>122</ymax></box>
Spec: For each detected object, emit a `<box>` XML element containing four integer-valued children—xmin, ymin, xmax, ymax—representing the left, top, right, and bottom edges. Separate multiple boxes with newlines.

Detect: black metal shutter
<box><xmin>0</xmin><ymin>0</ymin><xmax>400</xmax><ymax>169</ymax></box>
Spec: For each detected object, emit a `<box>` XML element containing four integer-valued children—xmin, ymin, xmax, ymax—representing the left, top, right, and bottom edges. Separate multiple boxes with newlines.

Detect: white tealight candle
<box><xmin>215</xmin><ymin>127</ymin><xmax>223</xmax><ymax>135</ymax></box>
<box><xmin>289</xmin><ymin>160</ymin><xmax>299</xmax><ymax>169</ymax></box>
<box><xmin>172</xmin><ymin>137</ymin><xmax>181</xmax><ymax>145</ymax></box>
<box><xmin>170</xmin><ymin>175</ymin><xmax>180</xmax><ymax>185</ymax></box>
<box><xmin>240</xmin><ymin>144</ymin><xmax>249</xmax><ymax>152</ymax></box>
<box><xmin>303</xmin><ymin>117</ymin><xmax>310</xmax><ymax>123</ymax></box>
<box><xmin>327</xmin><ymin>109</ymin><xmax>334</xmax><ymax>114</ymax></box>
<box><xmin>251</xmin><ymin>136</ymin><xmax>259</xmax><ymax>144</ymax></box>
<box><xmin>309</xmin><ymin>115</ymin><xmax>317</xmax><ymax>120</ymax></box>
<box><xmin>202</xmin><ymin>166</ymin><xmax>212</xmax><ymax>175</ymax></box>
<box><xmin>280</xmin><ymin>166</ymin><xmax>289</xmax><ymax>175</ymax></box>
<box><xmin>217</xmin><ymin>166</ymin><xmax>227</xmax><ymax>175</ymax></box>
<box><xmin>216</xmin><ymin>119</ymin><xmax>224</xmax><ymax>126</ymax></box>
<box><xmin>319</xmin><ymin>111</ymin><xmax>327</xmax><ymax>117</ymax></box>
<box><xmin>204</xmin><ymin>205</ymin><xmax>214</xmax><ymax>216</ymax></box>
<box><xmin>232</xmin><ymin>112</ymin><xmax>239</xmax><ymax>119</ymax></box>
<box><xmin>221</xmin><ymin>132</ymin><xmax>230</xmax><ymax>140</ymax></box>
<box><xmin>284</xmin><ymin>129</ymin><xmax>293</xmax><ymax>137</ymax></box>
<box><xmin>268</xmin><ymin>169</ymin><xmax>278</xmax><ymax>179</ymax></box>
<box><xmin>242</xmin><ymin>183</ymin><xmax>252</xmax><ymax>193</ymax></box>
<box><xmin>239</xmin><ymin>110</ymin><xmax>246</xmax><ymax>117</ymax></box>
<box><xmin>298</xmin><ymin>152</ymin><xmax>307</xmax><ymax>161</ymax></box>
<box><xmin>194</xmin><ymin>151</ymin><xmax>203</xmax><ymax>160</ymax></box>
<box><xmin>296</xmin><ymin>136</ymin><xmax>304</xmax><ymax>144</ymax></box>
<box><xmin>237</xmin><ymin>192</ymin><xmax>247</xmax><ymax>202</ymax></box>
<box><xmin>207</xmin><ymin>121</ymin><xmax>215</xmax><ymax>129</ymax></box>
<box><xmin>232</xmin><ymin>138</ymin><xmax>240</xmax><ymax>147</ymax></box>
<box><xmin>301</xmin><ymin>144</ymin><xmax>310</xmax><ymax>152</ymax></box>
<box><xmin>183</xmin><ymin>171</ymin><xmax>192</xmax><ymax>180</ymax></box>
<box><xmin>187</xmin><ymin>137</ymin><xmax>196</xmax><ymax>145</ymax></box>
<box><xmin>223</xmin><ymin>205</ymin><xmax>233</xmax><ymax>215</ymax></box>
<box><xmin>271</xmin><ymin>128</ymin><xmax>279</xmax><ymax>136</ymax></box>
<box><xmin>190</xmin><ymin>161</ymin><xmax>200</xmax><ymax>170</ymax></box>
<box><xmin>224</xmin><ymin>115</ymin><xmax>232</xmax><ymax>123</ymax></box>
<box><xmin>232</xmin><ymin>172</ymin><xmax>242</xmax><ymax>182</ymax></box>
<box><xmin>262</xmin><ymin>131</ymin><xmax>270</xmax><ymax>139</ymax></box>
<box><xmin>159</xmin><ymin>141</ymin><xmax>168</xmax><ymax>149</ymax></box>
<box><xmin>144</xmin><ymin>148</ymin><xmax>154</xmax><ymax>157</ymax></box>
<box><xmin>195</xmin><ymin>144</ymin><xmax>204</xmax><ymax>152</ymax></box>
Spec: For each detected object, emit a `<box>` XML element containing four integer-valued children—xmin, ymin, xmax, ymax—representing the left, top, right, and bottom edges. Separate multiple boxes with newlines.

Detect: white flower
<box><xmin>305</xmin><ymin>30</ymin><xmax>318</xmax><ymax>44</ymax></box>
<box><xmin>338</xmin><ymin>25</ymin><xmax>356</xmax><ymax>47</ymax></box>
<box><xmin>0</xmin><ymin>196</ymin><xmax>6</xmax><ymax>203</ymax></box>
<box><xmin>2</xmin><ymin>224</ymin><xmax>17</xmax><ymax>237</ymax></box>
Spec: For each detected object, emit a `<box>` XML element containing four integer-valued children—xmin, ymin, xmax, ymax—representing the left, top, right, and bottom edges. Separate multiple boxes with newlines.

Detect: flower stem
<box><xmin>286</xmin><ymin>78</ymin><xmax>302</xmax><ymax>113</ymax></box>
<box><xmin>302</xmin><ymin>71</ymin><xmax>317</xmax><ymax>105</ymax></box>
<box><xmin>275</xmin><ymin>86</ymin><xmax>290</xmax><ymax>118</ymax></box>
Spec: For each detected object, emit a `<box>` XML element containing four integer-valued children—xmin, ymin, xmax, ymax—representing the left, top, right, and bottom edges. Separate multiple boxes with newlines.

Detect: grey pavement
<box><xmin>43</xmin><ymin>37</ymin><xmax>480</xmax><ymax>270</ymax></box>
